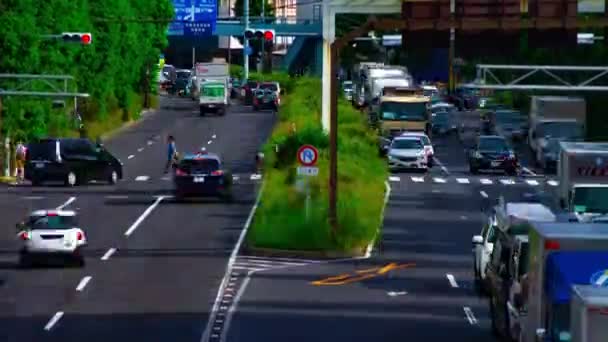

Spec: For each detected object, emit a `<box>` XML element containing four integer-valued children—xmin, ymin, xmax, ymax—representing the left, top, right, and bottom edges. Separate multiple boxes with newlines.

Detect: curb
<box><xmin>243</xmin><ymin>245</ymin><xmax>367</xmax><ymax>260</ymax></box>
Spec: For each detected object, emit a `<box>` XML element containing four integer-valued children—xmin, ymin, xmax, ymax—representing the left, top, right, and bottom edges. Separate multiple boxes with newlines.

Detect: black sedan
<box><xmin>468</xmin><ymin>135</ymin><xmax>519</xmax><ymax>175</ymax></box>
<box><xmin>173</xmin><ymin>152</ymin><xmax>233</xmax><ymax>202</ymax></box>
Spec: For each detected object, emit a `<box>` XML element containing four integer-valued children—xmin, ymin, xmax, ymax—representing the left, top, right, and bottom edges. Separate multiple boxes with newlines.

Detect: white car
<box><xmin>388</xmin><ymin>137</ymin><xmax>428</xmax><ymax>171</ymax></box>
<box><xmin>472</xmin><ymin>214</ymin><xmax>498</xmax><ymax>294</ymax></box>
<box><xmin>16</xmin><ymin>210</ymin><xmax>87</xmax><ymax>267</ymax></box>
<box><xmin>400</xmin><ymin>132</ymin><xmax>434</xmax><ymax>167</ymax></box>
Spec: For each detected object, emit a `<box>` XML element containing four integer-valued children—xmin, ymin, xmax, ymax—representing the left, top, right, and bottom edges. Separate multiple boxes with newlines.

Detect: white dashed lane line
<box><xmin>411</xmin><ymin>176</ymin><xmax>424</xmax><ymax>182</ymax></box>
<box><xmin>208</xmin><ymin>140</ymin><xmax>213</xmax><ymax>144</ymax></box>
<box><xmin>480</xmin><ymin>190</ymin><xmax>489</xmax><ymax>198</ymax></box>
<box><xmin>75</xmin><ymin>276</ymin><xmax>92</xmax><ymax>292</ymax></box>
<box><xmin>446</xmin><ymin>274</ymin><xmax>459</xmax><ymax>288</ymax></box>
<box><xmin>135</xmin><ymin>175</ymin><xmax>150</xmax><ymax>181</ymax></box>
<box><xmin>124</xmin><ymin>196</ymin><xmax>165</xmax><ymax>237</ymax></box>
<box><xmin>44</xmin><ymin>311</ymin><xmax>64</xmax><ymax>331</ymax></box>
<box><xmin>101</xmin><ymin>248</ymin><xmax>116</xmax><ymax>261</ymax></box>
<box><xmin>128</xmin><ymin>155</ymin><xmax>135</xmax><ymax>159</ymax></box>
<box><xmin>456</xmin><ymin>178</ymin><xmax>469</xmax><ymax>184</ymax></box>
<box><xmin>57</xmin><ymin>196</ymin><xmax>76</xmax><ymax>210</ymax></box>
<box><xmin>463</xmin><ymin>307</ymin><xmax>478</xmax><ymax>325</ymax></box>
<box><xmin>137</xmin><ymin>147</ymin><xmax>144</xmax><ymax>152</ymax></box>
<box><xmin>388</xmin><ymin>176</ymin><xmax>400</xmax><ymax>182</ymax></box>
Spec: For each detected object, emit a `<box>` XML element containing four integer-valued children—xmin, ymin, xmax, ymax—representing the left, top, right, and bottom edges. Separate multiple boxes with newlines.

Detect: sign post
<box><xmin>297</xmin><ymin>145</ymin><xmax>319</xmax><ymax>222</ymax></box>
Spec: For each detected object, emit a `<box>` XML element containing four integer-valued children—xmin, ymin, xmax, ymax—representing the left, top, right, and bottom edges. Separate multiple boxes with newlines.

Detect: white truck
<box><xmin>528</xmin><ymin>96</ymin><xmax>586</xmax><ymax>165</ymax></box>
<box><xmin>364</xmin><ymin>66</ymin><xmax>413</xmax><ymax>105</ymax></box>
<box><xmin>196</xmin><ymin>61</ymin><xmax>229</xmax><ymax>116</ymax></box>
<box><xmin>557</xmin><ymin>142</ymin><xmax>608</xmax><ymax>221</ymax></box>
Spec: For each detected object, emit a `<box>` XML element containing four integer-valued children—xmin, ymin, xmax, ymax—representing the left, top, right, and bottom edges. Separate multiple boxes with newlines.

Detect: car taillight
<box><xmin>77</xmin><ymin>232</ymin><xmax>83</xmax><ymax>240</ymax></box>
<box><xmin>545</xmin><ymin>240</ymin><xmax>560</xmax><ymax>250</ymax></box>
<box><xmin>19</xmin><ymin>231</ymin><xmax>29</xmax><ymax>240</ymax></box>
<box><xmin>175</xmin><ymin>168</ymin><xmax>187</xmax><ymax>176</ymax></box>
<box><xmin>211</xmin><ymin>170</ymin><xmax>224</xmax><ymax>176</ymax></box>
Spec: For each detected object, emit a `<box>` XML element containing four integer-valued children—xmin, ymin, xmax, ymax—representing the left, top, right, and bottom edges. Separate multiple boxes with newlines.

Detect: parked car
<box><xmin>468</xmin><ymin>135</ymin><xmax>519</xmax><ymax>175</ymax></box>
<box><xmin>25</xmin><ymin>138</ymin><xmax>123</xmax><ymax>186</ymax></box>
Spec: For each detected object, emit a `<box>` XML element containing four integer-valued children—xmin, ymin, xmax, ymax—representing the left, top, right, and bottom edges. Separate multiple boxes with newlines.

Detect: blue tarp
<box><xmin>545</xmin><ymin>251</ymin><xmax>608</xmax><ymax>304</ymax></box>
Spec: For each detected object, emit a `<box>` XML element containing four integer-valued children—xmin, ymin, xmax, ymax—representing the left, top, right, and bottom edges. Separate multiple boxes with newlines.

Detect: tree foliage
<box><xmin>0</xmin><ymin>0</ymin><xmax>174</xmax><ymax>140</ymax></box>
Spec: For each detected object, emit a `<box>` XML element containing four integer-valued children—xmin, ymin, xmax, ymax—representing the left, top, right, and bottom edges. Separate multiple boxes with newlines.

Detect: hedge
<box><xmin>247</xmin><ymin>74</ymin><xmax>388</xmax><ymax>252</ymax></box>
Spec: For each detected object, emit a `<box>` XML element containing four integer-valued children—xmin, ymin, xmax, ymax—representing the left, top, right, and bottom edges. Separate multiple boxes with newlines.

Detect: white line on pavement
<box><xmin>526</xmin><ymin>179</ymin><xmax>539</xmax><ymax>186</ymax></box>
<box><xmin>219</xmin><ymin>272</ymin><xmax>253</xmax><ymax>342</ymax></box>
<box><xmin>433</xmin><ymin>157</ymin><xmax>450</xmax><ymax>175</ymax></box>
<box><xmin>464</xmin><ymin>307</ymin><xmax>478</xmax><ymax>325</ymax></box>
<box><xmin>138</xmin><ymin>147</ymin><xmax>144</xmax><ymax>152</ymax></box>
<box><xmin>208</xmin><ymin>140</ymin><xmax>213</xmax><ymax>144</ymax></box>
<box><xmin>388</xmin><ymin>176</ymin><xmax>400</xmax><ymax>182</ymax></box>
<box><xmin>22</xmin><ymin>196</ymin><xmax>44</xmax><ymax>200</ymax></box>
<box><xmin>411</xmin><ymin>176</ymin><xmax>424</xmax><ymax>182</ymax></box>
<box><xmin>522</xmin><ymin>166</ymin><xmax>537</xmax><ymax>176</ymax></box>
<box><xmin>433</xmin><ymin>177</ymin><xmax>446</xmax><ymax>183</ymax></box>
<box><xmin>44</xmin><ymin>311</ymin><xmax>64</xmax><ymax>331</ymax></box>
<box><xmin>101</xmin><ymin>248</ymin><xmax>116</xmax><ymax>261</ymax></box>
<box><xmin>124</xmin><ymin>196</ymin><xmax>165</xmax><ymax>237</ymax></box>
<box><xmin>128</xmin><ymin>155</ymin><xmax>135</xmax><ymax>159</ymax></box>
<box><xmin>135</xmin><ymin>175</ymin><xmax>149</xmax><ymax>181</ymax></box>
<box><xmin>480</xmin><ymin>178</ymin><xmax>493</xmax><ymax>185</ymax></box>
<box><xmin>212</xmin><ymin>134</ymin><xmax>217</xmax><ymax>139</ymax></box>
<box><xmin>147</xmin><ymin>140</ymin><xmax>153</xmax><ymax>145</ymax></box>
<box><xmin>57</xmin><ymin>197</ymin><xmax>76</xmax><ymax>210</ymax></box>
<box><xmin>446</xmin><ymin>274</ymin><xmax>459</xmax><ymax>288</ymax></box>
<box><xmin>250</xmin><ymin>174</ymin><xmax>262</xmax><ymax>180</ymax></box>
<box><xmin>105</xmin><ymin>195</ymin><xmax>129</xmax><ymax>200</ymax></box>
<box><xmin>548</xmin><ymin>180</ymin><xmax>559</xmax><ymax>186</ymax></box>
<box><xmin>201</xmin><ymin>147</ymin><xmax>207</xmax><ymax>151</ymax></box>
<box><xmin>480</xmin><ymin>191</ymin><xmax>488</xmax><ymax>198</ymax></box>
<box><xmin>456</xmin><ymin>178</ymin><xmax>470</xmax><ymax>184</ymax></box>
<box><xmin>500</xmin><ymin>179</ymin><xmax>515</xmax><ymax>185</ymax></box>
<box><xmin>76</xmin><ymin>276</ymin><xmax>92</xmax><ymax>291</ymax></box>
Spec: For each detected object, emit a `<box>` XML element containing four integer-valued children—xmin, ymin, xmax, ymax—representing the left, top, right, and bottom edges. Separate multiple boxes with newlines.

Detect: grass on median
<box><xmin>247</xmin><ymin>75</ymin><xmax>388</xmax><ymax>252</ymax></box>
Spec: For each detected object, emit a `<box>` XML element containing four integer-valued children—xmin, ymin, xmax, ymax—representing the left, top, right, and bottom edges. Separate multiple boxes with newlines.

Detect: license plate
<box><xmin>35</xmin><ymin>163</ymin><xmax>44</xmax><ymax>168</ymax></box>
<box><xmin>208</xmin><ymin>104</ymin><xmax>215</xmax><ymax>108</ymax></box>
<box><xmin>491</xmin><ymin>161</ymin><xmax>501</xmax><ymax>167</ymax></box>
<box><xmin>193</xmin><ymin>177</ymin><xmax>205</xmax><ymax>183</ymax></box>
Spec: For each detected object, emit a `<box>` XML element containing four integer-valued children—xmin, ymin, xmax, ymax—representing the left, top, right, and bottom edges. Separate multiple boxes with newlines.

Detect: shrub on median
<box><xmin>247</xmin><ymin>75</ymin><xmax>388</xmax><ymax>252</ymax></box>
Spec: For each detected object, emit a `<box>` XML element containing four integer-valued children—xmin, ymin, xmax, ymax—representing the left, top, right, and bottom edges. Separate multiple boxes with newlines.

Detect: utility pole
<box><xmin>328</xmin><ymin>44</ymin><xmax>339</xmax><ymax>234</ymax></box>
<box><xmin>448</xmin><ymin>0</ymin><xmax>456</xmax><ymax>94</ymax></box>
<box><xmin>244</xmin><ymin>0</ymin><xmax>250</xmax><ymax>81</ymax></box>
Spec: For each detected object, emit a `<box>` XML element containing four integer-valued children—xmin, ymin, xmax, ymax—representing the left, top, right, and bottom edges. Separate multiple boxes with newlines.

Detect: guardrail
<box><xmin>216</xmin><ymin>16</ymin><xmax>321</xmax><ymax>25</ymax></box>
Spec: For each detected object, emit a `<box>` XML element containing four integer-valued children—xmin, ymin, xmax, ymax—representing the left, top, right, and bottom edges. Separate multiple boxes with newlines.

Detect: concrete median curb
<box><xmin>243</xmin><ymin>245</ymin><xmax>367</xmax><ymax>259</ymax></box>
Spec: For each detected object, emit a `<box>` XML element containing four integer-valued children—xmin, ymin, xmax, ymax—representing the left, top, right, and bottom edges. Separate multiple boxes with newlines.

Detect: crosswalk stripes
<box><xmin>231</xmin><ymin>256</ymin><xmax>315</xmax><ymax>273</ymax></box>
<box><xmin>389</xmin><ymin>175</ymin><xmax>560</xmax><ymax>187</ymax></box>
<box><xmin>133</xmin><ymin>173</ymin><xmax>263</xmax><ymax>182</ymax></box>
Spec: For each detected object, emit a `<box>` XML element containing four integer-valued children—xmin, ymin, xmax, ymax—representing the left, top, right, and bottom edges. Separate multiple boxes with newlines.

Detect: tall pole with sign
<box><xmin>297</xmin><ymin>145</ymin><xmax>319</xmax><ymax>223</ymax></box>
<box><xmin>244</xmin><ymin>0</ymin><xmax>250</xmax><ymax>81</ymax></box>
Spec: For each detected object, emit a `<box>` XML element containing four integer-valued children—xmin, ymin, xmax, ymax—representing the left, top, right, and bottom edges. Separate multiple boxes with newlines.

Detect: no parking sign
<box><xmin>297</xmin><ymin>145</ymin><xmax>319</xmax><ymax>176</ymax></box>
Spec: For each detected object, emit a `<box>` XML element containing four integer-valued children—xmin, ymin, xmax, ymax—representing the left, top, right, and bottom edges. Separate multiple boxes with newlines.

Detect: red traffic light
<box><xmin>81</xmin><ymin>33</ymin><xmax>91</xmax><ymax>44</ymax></box>
<box><xmin>264</xmin><ymin>30</ymin><xmax>274</xmax><ymax>41</ymax></box>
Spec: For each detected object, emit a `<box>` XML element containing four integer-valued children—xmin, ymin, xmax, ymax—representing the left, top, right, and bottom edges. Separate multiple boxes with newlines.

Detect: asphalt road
<box><xmin>0</xmin><ymin>96</ymin><xmax>274</xmax><ymax>342</ymax></box>
<box><xmin>216</xmin><ymin>127</ymin><xmax>556</xmax><ymax>342</ymax></box>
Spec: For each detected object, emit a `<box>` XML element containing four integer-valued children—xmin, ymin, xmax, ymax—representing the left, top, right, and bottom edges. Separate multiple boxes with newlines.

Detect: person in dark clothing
<box><xmin>164</xmin><ymin>135</ymin><xmax>177</xmax><ymax>173</ymax></box>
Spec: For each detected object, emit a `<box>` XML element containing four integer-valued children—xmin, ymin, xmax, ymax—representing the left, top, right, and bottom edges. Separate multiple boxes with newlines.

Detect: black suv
<box><xmin>25</xmin><ymin>138</ymin><xmax>123</xmax><ymax>186</ymax></box>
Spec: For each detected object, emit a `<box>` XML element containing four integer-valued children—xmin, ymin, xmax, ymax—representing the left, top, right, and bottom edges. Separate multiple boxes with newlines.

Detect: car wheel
<box><xmin>219</xmin><ymin>109</ymin><xmax>226</xmax><ymax>116</ymax></box>
<box><xmin>200</xmin><ymin>108</ymin><xmax>205</xmax><ymax>116</ymax></box>
<box><xmin>18</xmin><ymin>251</ymin><xmax>32</xmax><ymax>268</ymax></box>
<box><xmin>66</xmin><ymin>171</ymin><xmax>78</xmax><ymax>186</ymax></box>
<box><xmin>108</xmin><ymin>169</ymin><xmax>118</xmax><ymax>185</ymax></box>
<box><xmin>489</xmin><ymin>296</ymin><xmax>500</xmax><ymax>336</ymax></box>
<box><xmin>74</xmin><ymin>256</ymin><xmax>86</xmax><ymax>268</ymax></box>
<box><xmin>469</xmin><ymin>165</ymin><xmax>479</xmax><ymax>174</ymax></box>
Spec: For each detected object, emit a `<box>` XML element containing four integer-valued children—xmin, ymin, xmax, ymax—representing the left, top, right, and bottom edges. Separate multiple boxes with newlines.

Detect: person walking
<box><xmin>15</xmin><ymin>140</ymin><xmax>27</xmax><ymax>184</ymax></box>
<box><xmin>164</xmin><ymin>135</ymin><xmax>177</xmax><ymax>173</ymax></box>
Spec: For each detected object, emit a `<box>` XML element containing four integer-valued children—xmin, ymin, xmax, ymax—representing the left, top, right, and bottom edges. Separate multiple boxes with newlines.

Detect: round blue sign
<box><xmin>244</xmin><ymin>46</ymin><xmax>253</xmax><ymax>56</ymax></box>
<box><xmin>590</xmin><ymin>269</ymin><xmax>608</xmax><ymax>287</ymax></box>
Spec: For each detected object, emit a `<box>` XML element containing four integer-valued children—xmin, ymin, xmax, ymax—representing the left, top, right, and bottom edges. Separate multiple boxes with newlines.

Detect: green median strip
<box><xmin>246</xmin><ymin>73</ymin><xmax>388</xmax><ymax>256</ymax></box>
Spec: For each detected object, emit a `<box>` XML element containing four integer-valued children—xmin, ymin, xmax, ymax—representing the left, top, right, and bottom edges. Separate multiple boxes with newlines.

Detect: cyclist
<box><xmin>15</xmin><ymin>139</ymin><xmax>27</xmax><ymax>183</ymax></box>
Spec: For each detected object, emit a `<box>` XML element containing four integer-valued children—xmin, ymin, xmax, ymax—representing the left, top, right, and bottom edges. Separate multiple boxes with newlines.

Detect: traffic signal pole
<box><xmin>243</xmin><ymin>0</ymin><xmax>250</xmax><ymax>81</ymax></box>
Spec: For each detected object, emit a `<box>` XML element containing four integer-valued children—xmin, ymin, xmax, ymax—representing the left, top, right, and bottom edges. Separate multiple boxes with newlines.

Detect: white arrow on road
<box><xmin>387</xmin><ymin>291</ymin><xmax>408</xmax><ymax>297</ymax></box>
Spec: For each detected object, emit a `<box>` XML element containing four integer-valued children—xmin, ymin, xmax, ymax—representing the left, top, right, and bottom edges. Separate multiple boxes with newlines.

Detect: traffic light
<box><xmin>61</xmin><ymin>32</ymin><xmax>92</xmax><ymax>45</ymax></box>
<box><xmin>243</xmin><ymin>29</ymin><xmax>275</xmax><ymax>41</ymax></box>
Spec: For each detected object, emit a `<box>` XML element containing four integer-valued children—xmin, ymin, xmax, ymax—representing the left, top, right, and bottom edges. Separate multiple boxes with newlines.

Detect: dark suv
<box><xmin>25</xmin><ymin>138</ymin><xmax>123</xmax><ymax>186</ymax></box>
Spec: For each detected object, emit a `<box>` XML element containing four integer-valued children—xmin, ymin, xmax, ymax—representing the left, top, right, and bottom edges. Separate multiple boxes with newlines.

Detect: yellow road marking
<box><xmin>311</xmin><ymin>262</ymin><xmax>416</xmax><ymax>286</ymax></box>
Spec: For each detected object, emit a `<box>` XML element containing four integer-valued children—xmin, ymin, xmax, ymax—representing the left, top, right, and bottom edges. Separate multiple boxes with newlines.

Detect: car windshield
<box><xmin>433</xmin><ymin>112</ymin><xmax>449</xmax><ymax>123</ymax></box>
<box><xmin>29</xmin><ymin>215</ymin><xmax>78</xmax><ymax>230</ymax></box>
<box><xmin>572</xmin><ymin>187</ymin><xmax>608</xmax><ymax>213</ymax></box>
<box><xmin>538</xmin><ymin>122</ymin><xmax>583</xmax><ymax>139</ymax></box>
<box><xmin>392</xmin><ymin>139</ymin><xmax>422</xmax><ymax>149</ymax></box>
<box><xmin>259</xmin><ymin>83</ymin><xmax>278</xmax><ymax>91</ymax></box>
<box><xmin>179</xmin><ymin>159</ymin><xmax>220</xmax><ymax>173</ymax></box>
<box><xmin>176</xmin><ymin>71</ymin><xmax>190</xmax><ymax>79</ymax></box>
<box><xmin>479</xmin><ymin>137</ymin><xmax>509</xmax><ymax>152</ymax></box>
<box><xmin>381</xmin><ymin>102</ymin><xmax>427</xmax><ymax>121</ymax></box>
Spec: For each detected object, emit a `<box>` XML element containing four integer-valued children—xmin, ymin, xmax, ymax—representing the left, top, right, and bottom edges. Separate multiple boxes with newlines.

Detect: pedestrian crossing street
<box><xmin>232</xmin><ymin>256</ymin><xmax>316</xmax><ymax>273</ymax></box>
<box><xmin>388</xmin><ymin>175</ymin><xmax>559</xmax><ymax>187</ymax></box>
<box><xmin>132</xmin><ymin>173</ymin><xmax>263</xmax><ymax>183</ymax></box>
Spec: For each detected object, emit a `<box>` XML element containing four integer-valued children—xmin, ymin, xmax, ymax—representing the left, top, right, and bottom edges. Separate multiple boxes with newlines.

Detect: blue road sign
<box><xmin>168</xmin><ymin>0</ymin><xmax>217</xmax><ymax>36</ymax></box>
<box><xmin>244</xmin><ymin>46</ymin><xmax>253</xmax><ymax>56</ymax></box>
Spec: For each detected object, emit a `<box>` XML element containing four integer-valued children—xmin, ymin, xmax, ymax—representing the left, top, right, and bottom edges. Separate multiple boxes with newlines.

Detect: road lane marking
<box><xmin>212</xmin><ymin>134</ymin><xmax>217</xmax><ymax>139</ymax></box>
<box><xmin>105</xmin><ymin>195</ymin><xmax>129</xmax><ymax>200</ymax></box>
<box><xmin>311</xmin><ymin>262</ymin><xmax>416</xmax><ymax>286</ymax></box>
<box><xmin>446</xmin><ymin>274</ymin><xmax>459</xmax><ymax>288</ymax></box>
<box><xmin>433</xmin><ymin>157</ymin><xmax>450</xmax><ymax>175</ymax></box>
<box><xmin>460</xmin><ymin>216</ymin><xmax>468</xmax><ymax>220</ymax></box>
<box><xmin>387</xmin><ymin>291</ymin><xmax>408</xmax><ymax>297</ymax></box>
<box><xmin>232</xmin><ymin>175</ymin><xmax>240</xmax><ymax>181</ymax></box>
<box><xmin>480</xmin><ymin>191</ymin><xmax>488</xmax><ymax>198</ymax></box>
<box><xmin>456</xmin><ymin>178</ymin><xmax>470</xmax><ymax>184</ymax></box>
<box><xmin>500</xmin><ymin>179</ymin><xmax>515</xmax><ymax>185</ymax></box>
<box><xmin>57</xmin><ymin>196</ymin><xmax>76</xmax><ymax>210</ymax></box>
<box><xmin>101</xmin><ymin>248</ymin><xmax>116</xmax><ymax>260</ymax></box>
<box><xmin>124</xmin><ymin>196</ymin><xmax>165</xmax><ymax>237</ymax></box>
<box><xmin>219</xmin><ymin>272</ymin><xmax>253</xmax><ymax>342</ymax></box>
<box><xmin>135</xmin><ymin>175</ymin><xmax>149</xmax><ymax>181</ymax></box>
<box><xmin>480</xmin><ymin>178</ymin><xmax>493</xmax><ymax>185</ymax></box>
<box><xmin>526</xmin><ymin>179</ymin><xmax>539</xmax><ymax>186</ymax></box>
<box><xmin>388</xmin><ymin>176</ymin><xmax>400</xmax><ymax>182</ymax></box>
<box><xmin>76</xmin><ymin>276</ymin><xmax>92</xmax><ymax>291</ymax></box>
<box><xmin>128</xmin><ymin>155</ymin><xmax>134</xmax><ymax>159</ymax></box>
<box><xmin>208</xmin><ymin>140</ymin><xmax>213</xmax><ymax>144</ymax></box>
<box><xmin>464</xmin><ymin>307</ymin><xmax>478</xmax><ymax>325</ymax></box>
<box><xmin>138</xmin><ymin>147</ymin><xmax>144</xmax><ymax>152</ymax></box>
<box><xmin>22</xmin><ymin>196</ymin><xmax>44</xmax><ymax>200</ymax></box>
<box><xmin>44</xmin><ymin>311</ymin><xmax>64</xmax><ymax>331</ymax></box>
<box><xmin>522</xmin><ymin>166</ymin><xmax>537</xmax><ymax>176</ymax></box>
<box><xmin>411</xmin><ymin>176</ymin><xmax>424</xmax><ymax>182</ymax></box>
<box><xmin>250</xmin><ymin>174</ymin><xmax>262</xmax><ymax>180</ymax></box>
<box><xmin>147</xmin><ymin>140</ymin><xmax>153</xmax><ymax>145</ymax></box>
<box><xmin>433</xmin><ymin>177</ymin><xmax>446</xmax><ymax>183</ymax></box>
<box><xmin>548</xmin><ymin>180</ymin><xmax>559</xmax><ymax>186</ymax></box>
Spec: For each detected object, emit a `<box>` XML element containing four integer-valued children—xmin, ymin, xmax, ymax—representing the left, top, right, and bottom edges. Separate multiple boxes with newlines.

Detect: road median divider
<box><xmin>246</xmin><ymin>74</ymin><xmax>388</xmax><ymax>257</ymax></box>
